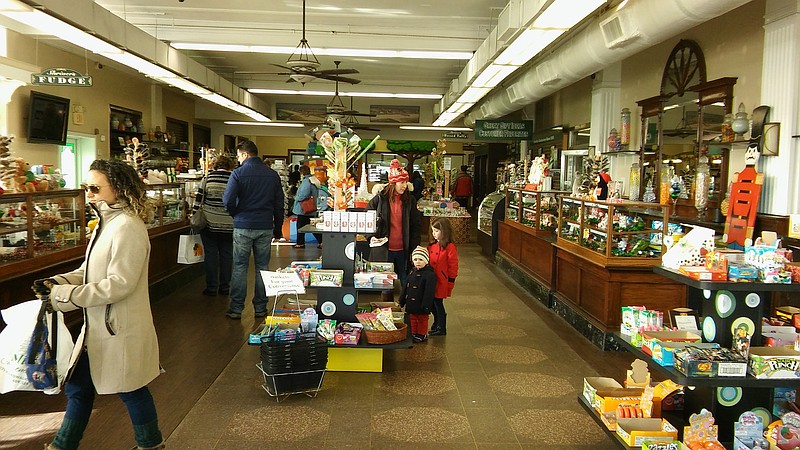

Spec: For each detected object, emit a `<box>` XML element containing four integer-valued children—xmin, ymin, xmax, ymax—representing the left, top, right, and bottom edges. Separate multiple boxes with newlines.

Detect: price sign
<box><xmin>260</xmin><ymin>271</ymin><xmax>305</xmax><ymax>296</ymax></box>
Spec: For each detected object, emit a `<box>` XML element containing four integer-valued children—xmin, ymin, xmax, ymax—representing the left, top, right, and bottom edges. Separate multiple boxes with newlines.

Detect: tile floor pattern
<box><xmin>165</xmin><ymin>244</ymin><xmax>619</xmax><ymax>449</ymax></box>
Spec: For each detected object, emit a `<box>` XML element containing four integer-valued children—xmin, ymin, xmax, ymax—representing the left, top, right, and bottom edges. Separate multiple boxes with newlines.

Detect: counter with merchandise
<box><xmin>417</xmin><ymin>199</ymin><xmax>472</xmax><ymax>244</ymax></box>
<box><xmin>0</xmin><ymin>183</ymin><xmax>195</xmax><ymax>321</ymax></box>
<box><xmin>497</xmin><ymin>188</ymin><xmax>568</xmax><ymax>306</ymax></box>
<box><xmin>551</xmin><ymin>197</ymin><xmax>687</xmax><ymax>349</ymax></box>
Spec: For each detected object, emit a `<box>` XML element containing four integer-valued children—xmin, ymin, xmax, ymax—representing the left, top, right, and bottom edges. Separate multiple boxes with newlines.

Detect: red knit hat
<box><xmin>388</xmin><ymin>159</ymin><xmax>409</xmax><ymax>183</ymax></box>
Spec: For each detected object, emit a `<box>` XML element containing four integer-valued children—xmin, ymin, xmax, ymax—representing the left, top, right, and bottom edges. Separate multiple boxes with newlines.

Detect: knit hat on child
<box><xmin>411</xmin><ymin>246</ymin><xmax>429</xmax><ymax>264</ymax></box>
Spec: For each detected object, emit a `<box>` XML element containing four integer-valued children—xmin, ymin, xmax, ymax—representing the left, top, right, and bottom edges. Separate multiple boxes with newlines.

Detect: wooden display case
<box><xmin>145</xmin><ymin>183</ymin><xmax>187</xmax><ymax>232</ymax></box>
<box><xmin>550</xmin><ymin>197</ymin><xmax>685</xmax><ymax>346</ymax></box>
<box><xmin>506</xmin><ymin>188</ymin><xmax>568</xmax><ymax>235</ymax></box>
<box><xmin>557</xmin><ymin>197</ymin><xmax>670</xmax><ymax>268</ymax></box>
<box><xmin>0</xmin><ymin>189</ymin><xmax>87</xmax><ymax>282</ymax></box>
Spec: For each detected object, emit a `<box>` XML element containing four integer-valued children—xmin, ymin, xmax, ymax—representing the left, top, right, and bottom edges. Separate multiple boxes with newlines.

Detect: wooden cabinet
<box><xmin>0</xmin><ymin>189</ymin><xmax>87</xmax><ymax>282</ymax></box>
<box><xmin>505</xmin><ymin>188</ymin><xmax>567</xmax><ymax>235</ymax></box>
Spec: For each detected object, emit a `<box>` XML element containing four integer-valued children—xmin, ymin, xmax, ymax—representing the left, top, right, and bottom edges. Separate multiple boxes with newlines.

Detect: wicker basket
<box><xmin>363</xmin><ymin>322</ymin><xmax>407</xmax><ymax>345</ymax></box>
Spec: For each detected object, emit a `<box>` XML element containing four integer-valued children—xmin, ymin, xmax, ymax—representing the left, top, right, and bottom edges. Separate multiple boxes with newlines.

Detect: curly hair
<box><xmin>89</xmin><ymin>159</ymin><xmax>154</xmax><ymax>222</ymax></box>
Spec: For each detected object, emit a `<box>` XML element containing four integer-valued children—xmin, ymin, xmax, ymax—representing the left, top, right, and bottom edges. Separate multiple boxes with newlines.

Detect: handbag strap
<box><xmin>27</xmin><ymin>302</ymin><xmax>54</xmax><ymax>364</ymax></box>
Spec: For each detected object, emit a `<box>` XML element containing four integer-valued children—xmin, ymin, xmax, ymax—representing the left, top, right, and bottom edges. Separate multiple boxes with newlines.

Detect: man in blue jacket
<box><xmin>222</xmin><ymin>140</ymin><xmax>284</xmax><ymax>319</ymax></box>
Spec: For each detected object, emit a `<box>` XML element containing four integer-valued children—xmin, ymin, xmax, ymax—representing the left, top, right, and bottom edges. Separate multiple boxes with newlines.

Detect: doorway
<box><xmin>60</xmin><ymin>133</ymin><xmax>98</xmax><ymax>188</ymax></box>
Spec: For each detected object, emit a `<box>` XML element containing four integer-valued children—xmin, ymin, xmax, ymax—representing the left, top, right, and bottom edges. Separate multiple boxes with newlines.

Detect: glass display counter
<box><xmin>506</xmin><ymin>188</ymin><xmax>568</xmax><ymax>236</ymax></box>
<box><xmin>557</xmin><ymin>196</ymin><xmax>670</xmax><ymax>268</ymax></box>
<box><xmin>145</xmin><ymin>183</ymin><xmax>187</xmax><ymax>231</ymax></box>
<box><xmin>477</xmin><ymin>190</ymin><xmax>505</xmax><ymax>256</ymax></box>
<box><xmin>0</xmin><ymin>189</ymin><xmax>87</xmax><ymax>279</ymax></box>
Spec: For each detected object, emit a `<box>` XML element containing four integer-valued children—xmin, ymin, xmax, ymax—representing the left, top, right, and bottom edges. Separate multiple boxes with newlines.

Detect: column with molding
<box><xmin>758</xmin><ymin>0</ymin><xmax>800</xmax><ymax>215</ymax></box>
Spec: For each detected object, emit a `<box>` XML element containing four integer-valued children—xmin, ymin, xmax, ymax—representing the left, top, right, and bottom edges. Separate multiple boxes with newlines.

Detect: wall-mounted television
<box><xmin>27</xmin><ymin>91</ymin><xmax>70</xmax><ymax>145</ymax></box>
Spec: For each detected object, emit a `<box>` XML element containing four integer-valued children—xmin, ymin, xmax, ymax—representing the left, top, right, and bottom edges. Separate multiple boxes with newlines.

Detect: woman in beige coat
<box><xmin>33</xmin><ymin>159</ymin><xmax>164</xmax><ymax>450</ymax></box>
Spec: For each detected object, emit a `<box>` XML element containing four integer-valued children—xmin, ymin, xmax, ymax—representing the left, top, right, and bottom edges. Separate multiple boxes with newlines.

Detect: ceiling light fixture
<box><xmin>399</xmin><ymin>126</ymin><xmax>472</xmax><ymax>131</ymax></box>
<box><xmin>170</xmin><ymin>42</ymin><xmax>473</xmax><ymax>60</ymax></box>
<box><xmin>247</xmin><ymin>88</ymin><xmax>442</xmax><ymax>100</ymax></box>
<box><xmin>434</xmin><ymin>0</ymin><xmax>604</xmax><ymax>126</ymax></box>
<box><xmin>0</xmin><ymin>0</ymin><xmax>268</xmax><ymax>121</ymax></box>
<box><xmin>225</xmin><ymin>121</ymin><xmax>304</xmax><ymax>127</ymax></box>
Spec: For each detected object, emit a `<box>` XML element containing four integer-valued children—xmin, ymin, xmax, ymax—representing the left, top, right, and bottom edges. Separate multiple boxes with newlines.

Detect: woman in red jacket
<box><xmin>427</xmin><ymin>217</ymin><xmax>459</xmax><ymax>336</ymax></box>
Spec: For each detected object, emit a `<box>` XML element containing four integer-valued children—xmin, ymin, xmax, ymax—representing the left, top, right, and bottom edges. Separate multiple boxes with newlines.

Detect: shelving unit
<box><xmin>298</xmin><ymin>225</ymin><xmax>412</xmax><ymax>372</ymax></box>
<box><xmin>589</xmin><ymin>266</ymin><xmax>800</xmax><ymax>443</ymax></box>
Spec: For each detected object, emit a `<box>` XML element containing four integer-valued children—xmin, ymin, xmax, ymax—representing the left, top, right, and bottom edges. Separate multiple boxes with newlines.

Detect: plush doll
<box><xmin>14</xmin><ymin>158</ymin><xmax>36</xmax><ymax>192</ymax></box>
<box><xmin>595</xmin><ymin>172</ymin><xmax>611</xmax><ymax>200</ymax></box>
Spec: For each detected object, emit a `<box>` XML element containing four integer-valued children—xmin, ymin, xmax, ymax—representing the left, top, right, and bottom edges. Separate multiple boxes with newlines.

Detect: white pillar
<box><xmin>590</xmin><ymin>63</ymin><xmax>632</xmax><ymax>189</ymax></box>
<box><xmin>758</xmin><ymin>0</ymin><xmax>800</xmax><ymax>215</ymax></box>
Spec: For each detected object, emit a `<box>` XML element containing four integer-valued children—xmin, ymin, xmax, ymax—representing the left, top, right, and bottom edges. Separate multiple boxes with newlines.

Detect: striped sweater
<box><xmin>194</xmin><ymin>170</ymin><xmax>234</xmax><ymax>233</ymax></box>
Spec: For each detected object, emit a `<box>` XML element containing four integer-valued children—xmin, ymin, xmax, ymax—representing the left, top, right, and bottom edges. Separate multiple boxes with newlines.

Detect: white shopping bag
<box><xmin>0</xmin><ymin>300</ymin><xmax>74</xmax><ymax>394</ymax></box>
<box><xmin>177</xmin><ymin>233</ymin><xmax>205</xmax><ymax>264</ymax></box>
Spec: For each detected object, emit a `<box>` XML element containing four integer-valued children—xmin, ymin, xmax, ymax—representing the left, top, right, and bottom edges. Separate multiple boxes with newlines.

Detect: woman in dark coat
<box><xmin>367</xmin><ymin>159</ymin><xmax>421</xmax><ymax>292</ymax></box>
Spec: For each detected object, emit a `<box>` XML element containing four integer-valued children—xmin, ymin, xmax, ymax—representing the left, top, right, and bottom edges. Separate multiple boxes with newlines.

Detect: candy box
<box><xmin>728</xmin><ymin>263</ymin><xmax>759</xmax><ymax>282</ymax></box>
<box><xmin>748</xmin><ymin>346</ymin><xmax>800</xmax><ymax>379</ymax></box>
<box><xmin>309</xmin><ymin>269</ymin><xmax>344</xmax><ymax>287</ymax></box>
<box><xmin>370</xmin><ymin>272</ymin><xmax>397</xmax><ymax>288</ymax></box>
<box><xmin>787</xmin><ymin>262</ymin><xmax>800</xmax><ymax>283</ymax></box>
<box><xmin>582</xmin><ymin>377</ymin><xmax>623</xmax><ymax>407</ymax></box>
<box><xmin>652</xmin><ymin>341</ymin><xmax>719</xmax><ymax>367</ymax></box>
<box><xmin>762</xmin><ymin>325</ymin><xmax>798</xmax><ymax>348</ymax></box>
<box><xmin>615</xmin><ymin>418</ymin><xmax>678</xmax><ymax>447</ymax></box>
<box><xmin>333</xmin><ymin>322</ymin><xmax>362</xmax><ymax>346</ymax></box>
<box><xmin>353</xmin><ymin>272</ymin><xmax>373</xmax><ymax>288</ymax></box>
<box><xmin>776</xmin><ymin>306</ymin><xmax>800</xmax><ymax>325</ymax></box>
<box><xmin>641</xmin><ymin>330</ymin><xmax>702</xmax><ymax>356</ymax></box>
<box><xmin>679</xmin><ymin>265</ymin><xmax>727</xmax><ymax>281</ymax></box>
<box><xmin>674</xmin><ymin>347</ymin><xmax>748</xmax><ymax>378</ymax></box>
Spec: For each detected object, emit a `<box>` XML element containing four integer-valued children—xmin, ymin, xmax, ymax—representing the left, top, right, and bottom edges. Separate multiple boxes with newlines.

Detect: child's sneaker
<box><xmin>412</xmin><ymin>334</ymin><xmax>428</xmax><ymax>343</ymax></box>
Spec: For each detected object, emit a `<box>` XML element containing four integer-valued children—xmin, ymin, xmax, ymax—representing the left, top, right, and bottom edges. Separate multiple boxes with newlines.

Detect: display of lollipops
<box><xmin>315</xmin><ymin>116</ymin><xmax>380</xmax><ymax>210</ymax></box>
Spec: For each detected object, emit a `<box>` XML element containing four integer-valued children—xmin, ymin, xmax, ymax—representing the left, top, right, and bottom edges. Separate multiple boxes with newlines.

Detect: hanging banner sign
<box><xmin>442</xmin><ymin>131</ymin><xmax>468</xmax><ymax>139</ymax></box>
<box><xmin>474</xmin><ymin>120</ymin><xmax>532</xmax><ymax>140</ymax></box>
<box><xmin>32</xmin><ymin>68</ymin><xmax>93</xmax><ymax>87</ymax></box>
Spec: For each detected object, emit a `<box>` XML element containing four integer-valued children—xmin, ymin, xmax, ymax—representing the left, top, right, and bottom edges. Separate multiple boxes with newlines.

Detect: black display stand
<box><xmin>298</xmin><ymin>224</ymin><xmax>413</xmax><ymax>350</ymax></box>
<box><xmin>602</xmin><ymin>266</ymin><xmax>800</xmax><ymax>442</ymax></box>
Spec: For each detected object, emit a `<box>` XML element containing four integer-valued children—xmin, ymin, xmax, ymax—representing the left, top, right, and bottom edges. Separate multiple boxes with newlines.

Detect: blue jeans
<box><xmin>230</xmin><ymin>228</ymin><xmax>272</xmax><ymax>314</ymax></box>
<box><xmin>388</xmin><ymin>250</ymin><xmax>409</xmax><ymax>288</ymax></box>
<box><xmin>54</xmin><ymin>351</ymin><xmax>161</xmax><ymax>450</ymax></box>
<box><xmin>201</xmin><ymin>229</ymin><xmax>233</xmax><ymax>292</ymax></box>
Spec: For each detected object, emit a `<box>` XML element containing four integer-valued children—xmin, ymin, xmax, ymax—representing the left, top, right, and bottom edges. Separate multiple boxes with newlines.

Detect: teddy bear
<box><xmin>14</xmin><ymin>158</ymin><xmax>37</xmax><ymax>193</ymax></box>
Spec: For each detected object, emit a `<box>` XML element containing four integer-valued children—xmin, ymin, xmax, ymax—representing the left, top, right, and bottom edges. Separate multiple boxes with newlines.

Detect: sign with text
<box><xmin>32</xmin><ymin>68</ymin><xmax>92</xmax><ymax>87</ymax></box>
<box><xmin>442</xmin><ymin>131</ymin><xmax>468</xmax><ymax>139</ymax></box>
<box><xmin>260</xmin><ymin>270</ymin><xmax>306</xmax><ymax>296</ymax></box>
<box><xmin>474</xmin><ymin>120</ymin><xmax>533</xmax><ymax>140</ymax></box>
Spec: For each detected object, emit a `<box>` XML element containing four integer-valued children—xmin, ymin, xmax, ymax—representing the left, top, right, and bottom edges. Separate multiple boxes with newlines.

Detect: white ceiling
<box><xmin>93</xmin><ymin>0</ymin><xmax>511</xmax><ymax>116</ymax></box>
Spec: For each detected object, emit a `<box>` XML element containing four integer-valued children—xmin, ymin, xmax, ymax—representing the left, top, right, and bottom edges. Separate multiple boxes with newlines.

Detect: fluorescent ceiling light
<box><xmin>2</xmin><ymin>9</ymin><xmax>122</xmax><ymax>55</ymax></box>
<box><xmin>534</xmin><ymin>0</ymin><xmax>604</xmax><ymax>29</ymax></box>
<box><xmin>494</xmin><ymin>29</ymin><xmax>562</xmax><ymax>66</ymax></box>
<box><xmin>446</xmin><ymin>102</ymin><xmax>473</xmax><ymax>115</ymax></box>
<box><xmin>471</xmin><ymin>64</ymin><xmax>518</xmax><ymax>88</ymax></box>
<box><xmin>157</xmin><ymin>76</ymin><xmax>211</xmax><ymax>95</ymax></box>
<box><xmin>99</xmin><ymin>51</ymin><xmax>176</xmax><ymax>78</ymax></box>
<box><xmin>171</xmin><ymin>42</ymin><xmax>472</xmax><ymax>60</ymax></box>
<box><xmin>247</xmin><ymin>88</ymin><xmax>441</xmax><ymax>100</ymax></box>
<box><xmin>456</xmin><ymin>86</ymin><xmax>490</xmax><ymax>104</ymax></box>
<box><xmin>399</xmin><ymin>126</ymin><xmax>472</xmax><ymax>131</ymax></box>
<box><xmin>225</xmin><ymin>121</ymin><xmax>303</xmax><ymax>127</ymax></box>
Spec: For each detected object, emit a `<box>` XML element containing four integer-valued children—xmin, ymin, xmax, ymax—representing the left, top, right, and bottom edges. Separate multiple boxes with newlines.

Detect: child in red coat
<box><xmin>427</xmin><ymin>217</ymin><xmax>459</xmax><ymax>336</ymax></box>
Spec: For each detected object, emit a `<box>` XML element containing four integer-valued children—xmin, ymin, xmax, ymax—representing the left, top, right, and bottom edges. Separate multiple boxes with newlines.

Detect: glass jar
<box><xmin>732</xmin><ymin>103</ymin><xmax>749</xmax><ymax>138</ymax></box>
<box><xmin>721</xmin><ymin>114</ymin><xmax>734</xmax><ymax>143</ymax></box>
<box><xmin>628</xmin><ymin>161</ymin><xmax>640</xmax><ymax>201</ymax></box>
<box><xmin>694</xmin><ymin>154</ymin><xmax>710</xmax><ymax>218</ymax></box>
<box><xmin>659</xmin><ymin>167</ymin><xmax>671</xmax><ymax>205</ymax></box>
<box><xmin>642</xmin><ymin>181</ymin><xmax>656</xmax><ymax>203</ymax></box>
<box><xmin>620</xmin><ymin>108</ymin><xmax>631</xmax><ymax>146</ymax></box>
<box><xmin>607</xmin><ymin>128</ymin><xmax>618</xmax><ymax>151</ymax></box>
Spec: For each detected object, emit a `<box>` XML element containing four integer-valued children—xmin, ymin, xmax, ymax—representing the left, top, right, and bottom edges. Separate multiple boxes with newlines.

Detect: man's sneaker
<box><xmin>225</xmin><ymin>311</ymin><xmax>241</xmax><ymax>320</ymax></box>
<box><xmin>429</xmin><ymin>329</ymin><xmax>446</xmax><ymax>336</ymax></box>
<box><xmin>254</xmin><ymin>310</ymin><xmax>269</xmax><ymax>318</ymax></box>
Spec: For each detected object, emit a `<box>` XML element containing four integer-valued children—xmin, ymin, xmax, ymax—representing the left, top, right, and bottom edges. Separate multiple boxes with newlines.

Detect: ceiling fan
<box><xmin>327</xmin><ymin>62</ymin><xmax>375</xmax><ymax>117</ymax></box>
<box><xmin>267</xmin><ymin>0</ymin><xmax>361</xmax><ymax>85</ymax></box>
<box><xmin>342</xmin><ymin>97</ymin><xmax>380</xmax><ymax>132</ymax></box>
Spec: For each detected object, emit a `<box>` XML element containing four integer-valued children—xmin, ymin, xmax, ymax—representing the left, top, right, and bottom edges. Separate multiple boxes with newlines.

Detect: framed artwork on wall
<box><xmin>276</xmin><ymin>103</ymin><xmax>328</xmax><ymax>122</ymax></box>
<box><xmin>369</xmin><ymin>105</ymin><xmax>420</xmax><ymax>123</ymax></box>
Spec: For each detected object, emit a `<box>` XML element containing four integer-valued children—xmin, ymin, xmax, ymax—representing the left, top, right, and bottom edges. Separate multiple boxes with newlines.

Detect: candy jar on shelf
<box><xmin>620</xmin><ymin>108</ymin><xmax>631</xmax><ymax>147</ymax></box>
<box><xmin>628</xmin><ymin>161</ymin><xmax>640</xmax><ymax>201</ymax></box>
<box><xmin>694</xmin><ymin>153</ymin><xmax>710</xmax><ymax>219</ymax></box>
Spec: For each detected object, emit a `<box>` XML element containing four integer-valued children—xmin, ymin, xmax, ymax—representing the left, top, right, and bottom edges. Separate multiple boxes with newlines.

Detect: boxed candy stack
<box><xmin>320</xmin><ymin>210</ymin><xmax>376</xmax><ymax>233</ymax></box>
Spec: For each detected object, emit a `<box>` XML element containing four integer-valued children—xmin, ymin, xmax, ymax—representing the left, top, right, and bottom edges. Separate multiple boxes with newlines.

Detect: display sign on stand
<box><xmin>261</xmin><ymin>271</ymin><xmax>306</xmax><ymax>297</ymax></box>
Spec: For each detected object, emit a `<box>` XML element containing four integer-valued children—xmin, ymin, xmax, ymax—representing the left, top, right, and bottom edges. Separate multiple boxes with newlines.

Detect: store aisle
<box><xmin>165</xmin><ymin>244</ymin><xmax>628</xmax><ymax>450</ymax></box>
<box><xmin>0</xmin><ymin>242</ymin><xmax>630</xmax><ymax>449</ymax></box>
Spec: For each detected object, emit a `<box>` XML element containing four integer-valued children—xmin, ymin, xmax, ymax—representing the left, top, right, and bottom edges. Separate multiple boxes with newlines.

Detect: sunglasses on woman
<box><xmin>81</xmin><ymin>183</ymin><xmax>109</xmax><ymax>194</ymax></box>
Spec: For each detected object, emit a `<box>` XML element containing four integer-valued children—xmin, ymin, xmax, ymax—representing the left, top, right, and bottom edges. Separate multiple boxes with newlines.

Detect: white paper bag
<box><xmin>0</xmin><ymin>300</ymin><xmax>74</xmax><ymax>394</ymax></box>
<box><xmin>177</xmin><ymin>233</ymin><xmax>205</xmax><ymax>264</ymax></box>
